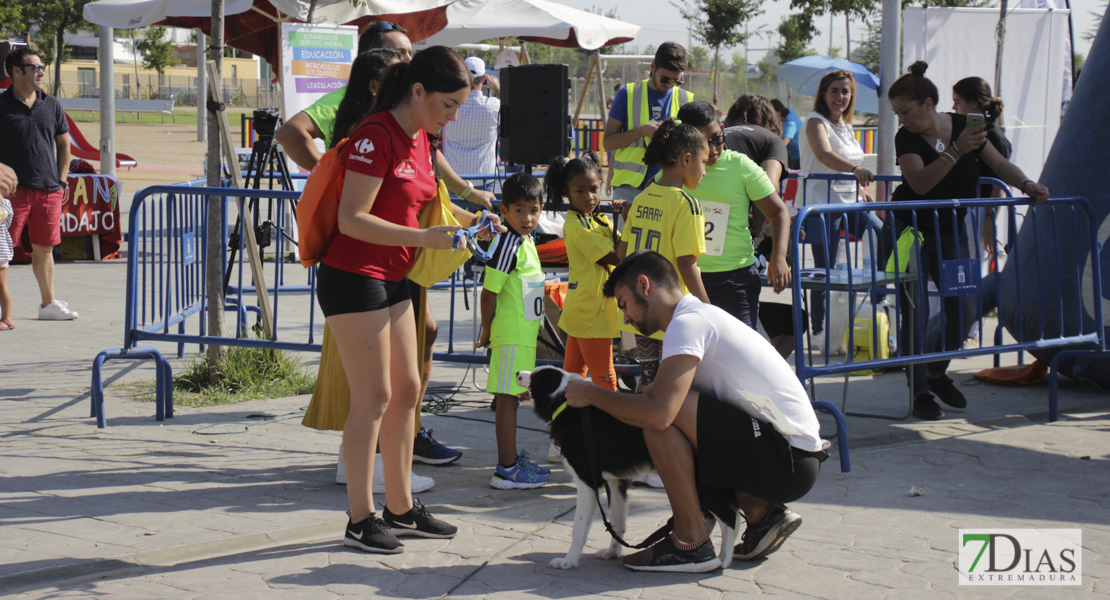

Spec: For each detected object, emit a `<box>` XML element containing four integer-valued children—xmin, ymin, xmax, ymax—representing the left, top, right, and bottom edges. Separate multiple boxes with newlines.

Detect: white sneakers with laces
<box><xmin>335</xmin><ymin>447</ymin><xmax>435</xmax><ymax>493</ymax></box>
<box><xmin>39</xmin><ymin>299</ymin><xmax>78</xmax><ymax>320</ymax></box>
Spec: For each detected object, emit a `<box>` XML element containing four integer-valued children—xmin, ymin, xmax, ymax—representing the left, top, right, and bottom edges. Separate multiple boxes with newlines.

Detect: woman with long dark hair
<box><xmin>316</xmin><ymin>46</ymin><xmax>477</xmax><ymax>553</ymax></box>
<box><xmin>887</xmin><ymin>61</ymin><xmax>1048</xmax><ymax>420</ymax></box>
<box><xmin>329</xmin><ymin>48</ymin><xmax>403</xmax><ymax>149</ymax></box>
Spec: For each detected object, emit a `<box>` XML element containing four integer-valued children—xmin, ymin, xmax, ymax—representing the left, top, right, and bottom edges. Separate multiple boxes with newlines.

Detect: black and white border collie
<box><xmin>517</xmin><ymin>366</ymin><xmax>739</xmax><ymax>570</ymax></box>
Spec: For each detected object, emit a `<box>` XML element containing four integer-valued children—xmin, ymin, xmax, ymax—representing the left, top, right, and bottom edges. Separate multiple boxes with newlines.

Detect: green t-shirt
<box><xmin>303</xmin><ymin>86</ymin><xmax>347</xmax><ymax>148</ymax></box>
<box><xmin>483</xmin><ymin>229</ymin><xmax>544</xmax><ymax>347</ymax></box>
<box><xmin>687</xmin><ymin>149</ymin><xmax>776</xmax><ymax>273</ymax></box>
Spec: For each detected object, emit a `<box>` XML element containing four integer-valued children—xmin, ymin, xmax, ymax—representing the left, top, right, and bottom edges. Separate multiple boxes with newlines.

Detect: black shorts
<box><xmin>702</xmin><ymin>264</ymin><xmax>762</xmax><ymax>330</ymax></box>
<box><xmin>696</xmin><ymin>394</ymin><xmax>826</xmax><ymax>504</ymax></box>
<box><xmin>316</xmin><ymin>263</ymin><xmax>410</xmax><ymax>317</ymax></box>
<box><xmin>758</xmin><ymin>302</ymin><xmax>807</xmax><ymax>338</ymax></box>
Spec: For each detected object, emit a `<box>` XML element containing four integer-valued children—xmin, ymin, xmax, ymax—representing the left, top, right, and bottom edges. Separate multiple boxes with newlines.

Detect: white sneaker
<box><xmin>547</xmin><ymin>442</ymin><xmax>562</xmax><ymax>463</ymax></box>
<box><xmin>371</xmin><ymin>454</ymin><xmax>434</xmax><ymax>494</ymax></box>
<box><xmin>336</xmin><ymin>446</ymin><xmax>346</xmax><ymax>485</ymax></box>
<box><xmin>632</xmin><ymin>472</ymin><xmax>665</xmax><ymax>489</ymax></box>
<box><xmin>39</xmin><ymin>299</ymin><xmax>78</xmax><ymax>320</ymax></box>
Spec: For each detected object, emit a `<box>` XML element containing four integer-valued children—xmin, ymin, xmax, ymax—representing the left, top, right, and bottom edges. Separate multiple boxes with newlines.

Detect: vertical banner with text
<box><xmin>280</xmin><ymin>23</ymin><xmax>358</xmax><ymax>137</ymax></box>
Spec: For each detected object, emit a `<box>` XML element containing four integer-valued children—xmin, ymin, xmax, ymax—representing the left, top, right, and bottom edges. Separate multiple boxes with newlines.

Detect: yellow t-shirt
<box><xmin>619</xmin><ymin>182</ymin><xmax>707</xmax><ymax>338</ymax></box>
<box><xmin>559</xmin><ymin>209</ymin><xmax>620</xmax><ymax>339</ymax></box>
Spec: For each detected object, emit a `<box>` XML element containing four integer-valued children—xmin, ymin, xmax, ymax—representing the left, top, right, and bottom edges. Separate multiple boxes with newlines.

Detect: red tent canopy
<box><xmin>157</xmin><ymin>1</ymin><xmax>449</xmax><ymax>67</ymax></box>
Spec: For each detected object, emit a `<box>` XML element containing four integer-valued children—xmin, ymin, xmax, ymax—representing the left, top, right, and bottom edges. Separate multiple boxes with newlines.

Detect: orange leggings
<box><xmin>563</xmin><ymin>336</ymin><xmax>617</xmax><ymax>391</ymax></box>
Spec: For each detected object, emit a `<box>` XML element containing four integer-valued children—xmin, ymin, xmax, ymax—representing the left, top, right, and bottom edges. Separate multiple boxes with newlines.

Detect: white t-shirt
<box><xmin>799</xmin><ymin>111</ymin><xmax>864</xmax><ymax>206</ymax></box>
<box><xmin>662</xmin><ymin>295</ymin><xmax>829</xmax><ymax>453</ymax></box>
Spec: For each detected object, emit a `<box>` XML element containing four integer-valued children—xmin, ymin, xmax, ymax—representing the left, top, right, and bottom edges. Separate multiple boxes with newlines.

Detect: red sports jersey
<box><xmin>322</xmin><ymin>110</ymin><xmax>437</xmax><ymax>280</ymax></box>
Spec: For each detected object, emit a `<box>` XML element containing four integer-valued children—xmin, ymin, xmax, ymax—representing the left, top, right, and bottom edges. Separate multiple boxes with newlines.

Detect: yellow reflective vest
<box><xmin>610</xmin><ymin>80</ymin><xmax>694</xmax><ymax>188</ymax></box>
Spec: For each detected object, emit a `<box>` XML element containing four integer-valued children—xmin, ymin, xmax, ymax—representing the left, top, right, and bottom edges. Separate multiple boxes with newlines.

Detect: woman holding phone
<box><xmin>953</xmin><ymin>76</ymin><xmax>1013</xmax><ymax>251</ymax></box>
<box><xmin>887</xmin><ymin>62</ymin><xmax>1048</xmax><ymax>421</ymax></box>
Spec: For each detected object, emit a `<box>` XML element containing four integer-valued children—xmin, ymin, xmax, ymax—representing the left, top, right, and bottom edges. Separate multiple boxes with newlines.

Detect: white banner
<box><xmin>280</xmin><ymin>22</ymin><xmax>358</xmax><ymax>124</ymax></box>
<box><xmin>903</xmin><ymin>7</ymin><xmax>1071</xmax><ymax>181</ymax></box>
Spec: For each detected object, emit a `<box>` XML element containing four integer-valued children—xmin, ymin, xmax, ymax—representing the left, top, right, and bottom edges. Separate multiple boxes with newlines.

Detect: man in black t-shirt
<box><xmin>0</xmin><ymin>47</ymin><xmax>76</xmax><ymax>321</ymax></box>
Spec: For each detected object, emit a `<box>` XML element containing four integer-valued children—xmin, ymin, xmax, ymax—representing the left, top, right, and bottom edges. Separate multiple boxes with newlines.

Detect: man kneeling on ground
<box><xmin>565</xmin><ymin>250</ymin><xmax>830</xmax><ymax>572</ymax></box>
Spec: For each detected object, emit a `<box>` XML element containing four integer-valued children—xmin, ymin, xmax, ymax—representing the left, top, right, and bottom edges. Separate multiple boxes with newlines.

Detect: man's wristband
<box><xmin>458</xmin><ymin>181</ymin><xmax>475</xmax><ymax>200</ymax></box>
<box><xmin>1019</xmin><ymin>179</ymin><xmax>1035</xmax><ymax>195</ymax></box>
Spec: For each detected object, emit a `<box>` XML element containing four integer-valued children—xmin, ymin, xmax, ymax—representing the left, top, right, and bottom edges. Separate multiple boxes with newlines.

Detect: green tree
<box><xmin>690</xmin><ymin>46</ymin><xmax>709</xmax><ymax>71</ymax></box>
<box><xmin>0</xmin><ymin>0</ymin><xmax>95</xmax><ymax>95</ymax></box>
<box><xmin>851</xmin><ymin>22</ymin><xmax>881</xmax><ymax>76</ymax></box>
<box><xmin>776</xmin><ymin>12</ymin><xmax>818</xmax><ymax>63</ymax></box>
<box><xmin>137</xmin><ymin>27</ymin><xmax>180</xmax><ymax>76</ymax></box>
<box><xmin>673</xmin><ymin>0</ymin><xmax>762</xmax><ymax>104</ymax></box>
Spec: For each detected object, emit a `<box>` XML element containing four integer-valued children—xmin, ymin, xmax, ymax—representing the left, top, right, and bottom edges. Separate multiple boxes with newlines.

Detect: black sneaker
<box><xmin>344</xmin><ymin>515</ymin><xmax>404</xmax><ymax>554</ymax></box>
<box><xmin>912</xmin><ymin>393</ymin><xmax>946</xmax><ymax>420</ymax></box>
<box><xmin>734</xmin><ymin>505</ymin><xmax>802</xmax><ymax>560</ymax></box>
<box><xmin>928</xmin><ymin>374</ymin><xmax>967</xmax><ymax>408</ymax></box>
<box><xmin>623</xmin><ymin>533</ymin><xmax>721</xmax><ymax>573</ymax></box>
<box><xmin>383</xmin><ymin>499</ymin><xmax>458</xmax><ymax>539</ymax></box>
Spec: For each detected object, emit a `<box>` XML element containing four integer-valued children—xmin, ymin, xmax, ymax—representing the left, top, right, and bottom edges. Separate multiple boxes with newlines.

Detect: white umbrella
<box><xmin>267</xmin><ymin>0</ymin><xmax>453</xmax><ymax>24</ymax></box>
<box><xmin>83</xmin><ymin>0</ymin><xmax>254</xmax><ymax>29</ymax></box>
<box><xmin>416</xmin><ymin>0</ymin><xmax>640</xmax><ymax>50</ymax></box>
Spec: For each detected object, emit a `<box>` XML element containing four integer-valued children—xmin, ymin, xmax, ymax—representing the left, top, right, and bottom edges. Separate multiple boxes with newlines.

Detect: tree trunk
<box><xmin>845</xmin><ymin>13</ymin><xmax>851</xmax><ymax>62</ymax></box>
<box><xmin>206</xmin><ymin>0</ymin><xmax>227</xmax><ymax>378</ymax></box>
<box><xmin>995</xmin><ymin>0</ymin><xmax>1008</xmax><ymax>98</ymax></box>
<box><xmin>54</xmin><ymin>29</ymin><xmax>62</xmax><ymax>96</ymax></box>
<box><xmin>132</xmin><ymin>31</ymin><xmax>140</xmax><ymax>99</ymax></box>
<box><xmin>712</xmin><ymin>46</ymin><xmax>720</xmax><ymax>106</ymax></box>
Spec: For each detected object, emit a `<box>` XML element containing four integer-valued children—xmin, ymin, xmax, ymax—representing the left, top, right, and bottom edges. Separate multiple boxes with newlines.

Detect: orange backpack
<box><xmin>296</xmin><ymin>122</ymin><xmax>383</xmax><ymax>268</ymax></box>
<box><xmin>297</xmin><ymin>139</ymin><xmax>349</xmax><ymax>268</ymax></box>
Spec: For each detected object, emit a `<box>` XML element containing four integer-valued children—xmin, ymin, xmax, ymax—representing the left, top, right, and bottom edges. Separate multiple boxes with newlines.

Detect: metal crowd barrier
<box><xmin>790</xmin><ymin>195</ymin><xmax>1103</xmax><ymax>425</ymax></box>
<box><xmin>89</xmin><ymin>177</ymin><xmax>555</xmax><ymax>427</ymax></box>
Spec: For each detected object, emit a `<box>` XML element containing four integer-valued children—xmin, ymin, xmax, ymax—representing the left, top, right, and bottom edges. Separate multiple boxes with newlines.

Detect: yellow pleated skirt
<box><xmin>302</xmin><ymin>285</ymin><xmax>429</xmax><ymax>432</ymax></box>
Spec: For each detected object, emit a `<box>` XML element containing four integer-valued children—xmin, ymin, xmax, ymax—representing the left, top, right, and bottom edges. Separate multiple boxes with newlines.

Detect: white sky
<box><xmin>564</xmin><ymin>0</ymin><xmax>1103</xmax><ymax>64</ymax></box>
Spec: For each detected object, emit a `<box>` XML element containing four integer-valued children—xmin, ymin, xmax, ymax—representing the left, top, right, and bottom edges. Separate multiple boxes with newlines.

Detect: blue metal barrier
<box><xmin>790</xmin><ymin>195</ymin><xmax>1103</xmax><ymax>424</ymax></box>
<box><xmin>91</xmin><ymin>185</ymin><xmax>314</xmax><ymax>427</ymax></box>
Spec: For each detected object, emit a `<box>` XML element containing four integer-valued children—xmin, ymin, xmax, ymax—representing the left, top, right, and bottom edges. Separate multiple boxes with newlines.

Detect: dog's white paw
<box><xmin>548</xmin><ymin>556</ymin><xmax>579</xmax><ymax>569</ymax></box>
<box><xmin>595</xmin><ymin>547</ymin><xmax>621</xmax><ymax>560</ymax></box>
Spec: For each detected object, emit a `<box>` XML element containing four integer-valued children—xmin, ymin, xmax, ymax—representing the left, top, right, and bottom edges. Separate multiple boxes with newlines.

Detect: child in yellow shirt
<box><xmin>544</xmin><ymin>151</ymin><xmax>620</xmax><ymax>390</ymax></box>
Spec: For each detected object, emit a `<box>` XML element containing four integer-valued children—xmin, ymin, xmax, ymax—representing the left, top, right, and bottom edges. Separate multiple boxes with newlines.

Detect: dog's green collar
<box><xmin>550</xmin><ymin>401</ymin><xmax>568</xmax><ymax>421</ymax></box>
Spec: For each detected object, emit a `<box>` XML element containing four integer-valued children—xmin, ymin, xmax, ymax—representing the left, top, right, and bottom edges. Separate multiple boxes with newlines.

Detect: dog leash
<box><xmin>580</xmin><ymin>407</ymin><xmax>673</xmax><ymax>550</ymax></box>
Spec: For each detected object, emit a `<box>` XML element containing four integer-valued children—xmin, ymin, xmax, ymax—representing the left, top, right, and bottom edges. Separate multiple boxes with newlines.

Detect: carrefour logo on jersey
<box><xmin>355</xmin><ymin>139</ymin><xmax>374</xmax><ymax>155</ymax></box>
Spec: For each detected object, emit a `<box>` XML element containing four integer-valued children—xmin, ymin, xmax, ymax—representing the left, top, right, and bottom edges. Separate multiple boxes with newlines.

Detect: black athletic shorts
<box><xmin>696</xmin><ymin>394</ymin><xmax>827</xmax><ymax>504</ymax></box>
<box><xmin>316</xmin><ymin>263</ymin><xmax>410</xmax><ymax>317</ymax></box>
<box><xmin>758</xmin><ymin>302</ymin><xmax>808</xmax><ymax>339</ymax></box>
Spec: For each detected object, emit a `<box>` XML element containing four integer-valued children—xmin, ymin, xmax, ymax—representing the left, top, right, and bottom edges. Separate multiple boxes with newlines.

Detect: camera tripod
<box><xmin>224</xmin><ymin>107</ymin><xmax>297</xmax><ymax>294</ymax></box>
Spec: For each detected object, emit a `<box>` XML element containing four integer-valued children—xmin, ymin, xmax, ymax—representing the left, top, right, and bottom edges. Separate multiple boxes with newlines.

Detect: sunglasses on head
<box><xmin>19</xmin><ymin>64</ymin><xmax>46</xmax><ymax>73</ymax></box>
<box><xmin>369</xmin><ymin>21</ymin><xmax>400</xmax><ymax>33</ymax></box>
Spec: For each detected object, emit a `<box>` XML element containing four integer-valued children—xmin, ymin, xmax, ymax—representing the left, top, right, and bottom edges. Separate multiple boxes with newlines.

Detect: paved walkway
<box><xmin>1</xmin><ymin>256</ymin><xmax>1108</xmax><ymax>598</ymax></box>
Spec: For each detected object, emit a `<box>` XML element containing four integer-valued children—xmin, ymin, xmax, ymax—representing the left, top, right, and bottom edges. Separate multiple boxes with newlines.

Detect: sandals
<box><xmin>0</xmin><ymin>318</ymin><xmax>13</xmax><ymax>331</ymax></box>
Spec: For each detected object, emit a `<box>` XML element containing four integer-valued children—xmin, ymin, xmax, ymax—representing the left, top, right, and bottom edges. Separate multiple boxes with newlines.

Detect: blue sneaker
<box><xmin>413</xmin><ymin>428</ymin><xmax>462</xmax><ymax>465</ymax></box>
<box><xmin>490</xmin><ymin>462</ymin><xmax>548</xmax><ymax>489</ymax></box>
<box><xmin>518</xmin><ymin>450</ymin><xmax>551</xmax><ymax>475</ymax></box>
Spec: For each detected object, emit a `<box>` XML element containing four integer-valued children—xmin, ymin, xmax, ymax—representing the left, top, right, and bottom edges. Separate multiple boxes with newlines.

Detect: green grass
<box><xmin>120</xmin><ymin>344</ymin><xmax>315</xmax><ymax>408</ymax></box>
<box><xmin>66</xmin><ymin>108</ymin><xmax>247</xmax><ymax>127</ymax></box>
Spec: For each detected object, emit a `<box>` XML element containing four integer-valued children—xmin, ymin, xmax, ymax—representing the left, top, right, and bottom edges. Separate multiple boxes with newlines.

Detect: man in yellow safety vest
<box><xmin>603</xmin><ymin>42</ymin><xmax>695</xmax><ymax>202</ymax></box>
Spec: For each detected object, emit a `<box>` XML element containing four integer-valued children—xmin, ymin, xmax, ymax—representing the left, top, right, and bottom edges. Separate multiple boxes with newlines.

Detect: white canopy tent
<box><xmin>414</xmin><ymin>0</ymin><xmax>640</xmax><ymax>50</ymax></box>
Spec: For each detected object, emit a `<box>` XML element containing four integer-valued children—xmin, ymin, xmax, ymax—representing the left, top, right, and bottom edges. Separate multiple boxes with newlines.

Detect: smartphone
<box><xmin>967</xmin><ymin>113</ymin><xmax>985</xmax><ymax>131</ymax></box>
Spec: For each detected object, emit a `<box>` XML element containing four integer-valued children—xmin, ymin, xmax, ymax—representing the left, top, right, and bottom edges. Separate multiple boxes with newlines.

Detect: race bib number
<box><xmin>701</xmin><ymin>200</ymin><xmax>730</xmax><ymax>257</ymax></box>
<box><xmin>522</xmin><ymin>276</ymin><xmax>545</xmax><ymax>321</ymax></box>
